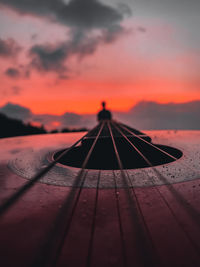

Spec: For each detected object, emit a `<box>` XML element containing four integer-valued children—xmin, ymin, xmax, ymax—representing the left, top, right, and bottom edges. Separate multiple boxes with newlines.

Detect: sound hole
<box><xmin>54</xmin><ymin>137</ymin><xmax>183</xmax><ymax>170</ymax></box>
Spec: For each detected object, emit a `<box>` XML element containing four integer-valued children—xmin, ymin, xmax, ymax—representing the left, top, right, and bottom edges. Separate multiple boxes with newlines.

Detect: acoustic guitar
<box><xmin>0</xmin><ymin>120</ymin><xmax>200</xmax><ymax>267</ymax></box>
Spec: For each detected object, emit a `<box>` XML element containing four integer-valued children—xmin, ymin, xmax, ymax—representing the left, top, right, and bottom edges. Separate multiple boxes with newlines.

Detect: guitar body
<box><xmin>0</xmin><ymin>130</ymin><xmax>200</xmax><ymax>266</ymax></box>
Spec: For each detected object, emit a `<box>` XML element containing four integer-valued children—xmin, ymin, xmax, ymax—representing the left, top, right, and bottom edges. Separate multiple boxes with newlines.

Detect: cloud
<box><xmin>4</xmin><ymin>65</ymin><xmax>30</xmax><ymax>79</ymax></box>
<box><xmin>29</xmin><ymin>25</ymin><xmax>127</xmax><ymax>75</ymax></box>
<box><xmin>0</xmin><ymin>38</ymin><xmax>22</xmax><ymax>58</ymax></box>
<box><xmin>0</xmin><ymin>102</ymin><xmax>92</xmax><ymax>130</ymax></box>
<box><xmin>28</xmin><ymin>34</ymin><xmax>99</xmax><ymax>74</ymax></box>
<box><xmin>29</xmin><ymin>43</ymin><xmax>68</xmax><ymax>74</ymax></box>
<box><xmin>0</xmin><ymin>101</ymin><xmax>200</xmax><ymax>131</ymax></box>
<box><xmin>5</xmin><ymin>67</ymin><xmax>20</xmax><ymax>78</ymax></box>
<box><xmin>56</xmin><ymin>0</ymin><xmax>126</xmax><ymax>29</ymax></box>
<box><xmin>0</xmin><ymin>0</ymin><xmax>131</xmax><ymax>76</ymax></box>
<box><xmin>113</xmin><ymin>101</ymin><xmax>200</xmax><ymax>130</ymax></box>
<box><xmin>0</xmin><ymin>0</ymin><xmax>131</xmax><ymax>29</ymax></box>
<box><xmin>0</xmin><ymin>102</ymin><xmax>31</xmax><ymax>120</ymax></box>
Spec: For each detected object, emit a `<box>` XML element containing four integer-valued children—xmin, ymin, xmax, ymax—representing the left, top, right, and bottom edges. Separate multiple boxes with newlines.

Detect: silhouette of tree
<box><xmin>0</xmin><ymin>112</ymin><xmax>89</xmax><ymax>138</ymax></box>
<box><xmin>0</xmin><ymin>113</ymin><xmax>46</xmax><ymax>138</ymax></box>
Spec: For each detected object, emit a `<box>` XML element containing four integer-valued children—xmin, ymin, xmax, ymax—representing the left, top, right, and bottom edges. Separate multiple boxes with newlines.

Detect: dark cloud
<box><xmin>0</xmin><ymin>0</ymin><xmax>131</xmax><ymax>29</ymax></box>
<box><xmin>0</xmin><ymin>0</ymin><xmax>131</xmax><ymax>76</ymax></box>
<box><xmin>0</xmin><ymin>38</ymin><xmax>22</xmax><ymax>58</ymax></box>
<box><xmin>100</xmin><ymin>24</ymin><xmax>126</xmax><ymax>44</ymax></box>
<box><xmin>29</xmin><ymin>43</ymin><xmax>68</xmax><ymax>74</ymax></box>
<box><xmin>5</xmin><ymin>67</ymin><xmax>20</xmax><ymax>78</ymax></box>
<box><xmin>56</xmin><ymin>0</ymin><xmax>125</xmax><ymax>29</ymax></box>
<box><xmin>28</xmin><ymin>36</ymin><xmax>98</xmax><ymax>74</ymax></box>
<box><xmin>28</xmin><ymin>38</ymin><xmax>94</xmax><ymax>75</ymax></box>
<box><xmin>29</xmin><ymin>26</ymin><xmax>127</xmax><ymax>75</ymax></box>
<box><xmin>0</xmin><ymin>102</ymin><xmax>31</xmax><ymax>120</ymax></box>
<box><xmin>4</xmin><ymin>65</ymin><xmax>30</xmax><ymax>79</ymax></box>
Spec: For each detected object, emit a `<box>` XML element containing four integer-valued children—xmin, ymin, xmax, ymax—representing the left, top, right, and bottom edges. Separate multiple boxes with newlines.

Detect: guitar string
<box><xmin>51</xmin><ymin>122</ymin><xmax>104</xmax><ymax>267</ymax></box>
<box><xmin>107</xmin><ymin>121</ymin><xmax>160</xmax><ymax>267</ymax></box>
<box><xmin>114</xmin><ymin>121</ymin><xmax>200</xmax><ymax>226</ymax></box>
<box><xmin>118</xmin><ymin>122</ymin><xmax>177</xmax><ymax>160</ymax></box>
<box><xmin>1</xmin><ymin>118</ymin><xmax>200</xmax><ymax>265</ymax></box>
<box><xmin>112</xmin><ymin>169</ymin><xmax>127</xmax><ymax>267</ymax></box>
<box><xmin>112</xmin><ymin>121</ymin><xmax>200</xmax><ymax>255</ymax></box>
<box><xmin>86</xmin><ymin>170</ymin><xmax>101</xmax><ymax>267</ymax></box>
<box><xmin>32</xmin><ymin>121</ymin><xmax>105</xmax><ymax>267</ymax></box>
<box><xmin>0</xmin><ymin>123</ymin><xmax>100</xmax><ymax>216</ymax></box>
<box><xmin>118</xmin><ymin>122</ymin><xmax>199</xmax><ymax>174</ymax></box>
<box><xmin>107</xmin><ymin>121</ymin><xmax>130</xmax><ymax>267</ymax></box>
<box><xmin>114</xmin><ymin>121</ymin><xmax>200</xmax><ymax>221</ymax></box>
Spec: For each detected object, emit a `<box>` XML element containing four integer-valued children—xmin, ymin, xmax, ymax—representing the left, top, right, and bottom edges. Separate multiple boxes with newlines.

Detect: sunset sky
<box><xmin>0</xmin><ymin>0</ymin><xmax>200</xmax><ymax>115</ymax></box>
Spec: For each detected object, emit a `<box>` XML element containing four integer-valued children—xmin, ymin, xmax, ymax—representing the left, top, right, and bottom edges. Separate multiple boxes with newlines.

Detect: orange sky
<box><xmin>21</xmin><ymin>95</ymin><xmax>200</xmax><ymax>115</ymax></box>
<box><xmin>0</xmin><ymin>1</ymin><xmax>200</xmax><ymax>115</ymax></box>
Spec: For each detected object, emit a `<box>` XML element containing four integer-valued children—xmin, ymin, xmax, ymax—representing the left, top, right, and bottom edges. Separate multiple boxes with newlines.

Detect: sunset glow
<box><xmin>0</xmin><ymin>0</ymin><xmax>199</xmax><ymax>123</ymax></box>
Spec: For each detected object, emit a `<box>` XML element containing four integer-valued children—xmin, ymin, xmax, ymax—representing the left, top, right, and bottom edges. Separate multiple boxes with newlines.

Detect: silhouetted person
<box><xmin>97</xmin><ymin>101</ymin><xmax>112</xmax><ymax>121</ymax></box>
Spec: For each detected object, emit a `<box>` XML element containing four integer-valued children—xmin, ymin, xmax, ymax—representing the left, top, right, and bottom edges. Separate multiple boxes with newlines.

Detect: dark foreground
<box><xmin>0</xmin><ymin>131</ymin><xmax>200</xmax><ymax>267</ymax></box>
